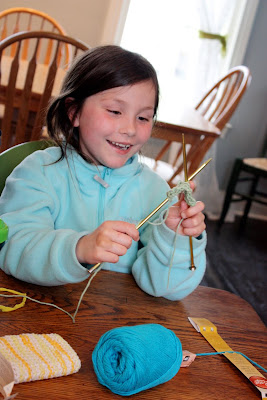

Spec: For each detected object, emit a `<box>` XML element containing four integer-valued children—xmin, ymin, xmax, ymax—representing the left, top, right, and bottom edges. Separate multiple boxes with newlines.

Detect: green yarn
<box><xmin>167</xmin><ymin>181</ymin><xmax>196</xmax><ymax>206</ymax></box>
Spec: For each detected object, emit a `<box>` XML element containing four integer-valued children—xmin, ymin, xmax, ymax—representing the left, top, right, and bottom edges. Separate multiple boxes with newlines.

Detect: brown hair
<box><xmin>46</xmin><ymin>45</ymin><xmax>159</xmax><ymax>161</ymax></box>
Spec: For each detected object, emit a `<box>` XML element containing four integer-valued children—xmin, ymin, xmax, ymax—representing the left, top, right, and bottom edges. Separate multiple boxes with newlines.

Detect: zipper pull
<box><xmin>93</xmin><ymin>174</ymin><xmax>109</xmax><ymax>188</ymax></box>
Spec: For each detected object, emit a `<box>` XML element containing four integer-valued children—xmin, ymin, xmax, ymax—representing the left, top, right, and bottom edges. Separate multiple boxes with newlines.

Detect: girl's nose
<box><xmin>119</xmin><ymin>117</ymin><xmax>136</xmax><ymax>137</ymax></box>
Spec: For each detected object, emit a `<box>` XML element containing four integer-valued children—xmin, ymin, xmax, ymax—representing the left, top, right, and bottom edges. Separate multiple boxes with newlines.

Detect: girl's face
<box><xmin>73</xmin><ymin>80</ymin><xmax>156</xmax><ymax>168</ymax></box>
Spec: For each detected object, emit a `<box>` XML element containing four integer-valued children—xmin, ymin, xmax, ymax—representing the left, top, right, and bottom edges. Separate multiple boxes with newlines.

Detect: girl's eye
<box><xmin>138</xmin><ymin>116</ymin><xmax>150</xmax><ymax>122</ymax></box>
<box><xmin>107</xmin><ymin>109</ymin><xmax>121</xmax><ymax>115</ymax></box>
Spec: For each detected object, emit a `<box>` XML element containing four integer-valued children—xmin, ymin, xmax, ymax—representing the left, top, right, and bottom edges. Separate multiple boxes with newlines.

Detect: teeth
<box><xmin>110</xmin><ymin>141</ymin><xmax>130</xmax><ymax>149</ymax></box>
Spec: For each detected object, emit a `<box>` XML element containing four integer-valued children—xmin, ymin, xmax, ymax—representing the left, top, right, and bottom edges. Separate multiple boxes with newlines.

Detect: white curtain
<box><xmin>192</xmin><ymin>0</ymin><xmax>235</xmax><ymax>219</ymax></box>
<box><xmin>120</xmin><ymin>0</ymin><xmax>250</xmax><ymax>219</ymax></box>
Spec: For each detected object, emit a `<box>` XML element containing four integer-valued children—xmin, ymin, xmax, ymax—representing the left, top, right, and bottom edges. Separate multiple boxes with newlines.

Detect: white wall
<box><xmin>0</xmin><ymin>0</ymin><xmax>111</xmax><ymax>46</ymax></box>
<box><xmin>216</xmin><ymin>0</ymin><xmax>267</xmax><ymax>188</ymax></box>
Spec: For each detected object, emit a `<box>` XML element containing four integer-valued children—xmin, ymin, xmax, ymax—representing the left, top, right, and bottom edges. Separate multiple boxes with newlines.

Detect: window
<box><xmin>119</xmin><ymin>0</ymin><xmax>258</xmax><ymax>122</ymax></box>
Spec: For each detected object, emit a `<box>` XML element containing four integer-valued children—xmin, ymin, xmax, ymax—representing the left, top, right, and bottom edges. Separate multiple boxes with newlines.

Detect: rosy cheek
<box><xmin>86</xmin><ymin>113</ymin><xmax>109</xmax><ymax>133</ymax></box>
<box><xmin>98</xmin><ymin>113</ymin><xmax>117</xmax><ymax>129</ymax></box>
<box><xmin>142</xmin><ymin>125</ymin><xmax>153</xmax><ymax>142</ymax></box>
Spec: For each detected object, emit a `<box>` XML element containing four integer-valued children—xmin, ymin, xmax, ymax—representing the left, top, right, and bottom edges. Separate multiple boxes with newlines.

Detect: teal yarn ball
<box><xmin>92</xmin><ymin>323</ymin><xmax>183</xmax><ymax>396</ymax></box>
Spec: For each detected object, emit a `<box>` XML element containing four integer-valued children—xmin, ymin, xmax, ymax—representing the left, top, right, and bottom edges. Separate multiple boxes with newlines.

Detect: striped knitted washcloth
<box><xmin>0</xmin><ymin>333</ymin><xmax>81</xmax><ymax>383</ymax></box>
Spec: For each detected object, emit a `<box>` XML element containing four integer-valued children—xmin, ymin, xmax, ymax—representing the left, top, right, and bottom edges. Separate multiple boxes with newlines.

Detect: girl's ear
<box><xmin>66</xmin><ymin>97</ymin><xmax>79</xmax><ymax>127</ymax></box>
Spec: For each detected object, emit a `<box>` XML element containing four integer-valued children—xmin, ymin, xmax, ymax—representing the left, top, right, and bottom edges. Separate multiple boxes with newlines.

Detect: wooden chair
<box><xmin>218</xmin><ymin>133</ymin><xmax>267</xmax><ymax>228</ymax></box>
<box><xmin>0</xmin><ymin>7</ymin><xmax>69</xmax><ymax>64</ymax></box>
<box><xmin>146</xmin><ymin>66</ymin><xmax>251</xmax><ymax>187</ymax></box>
<box><xmin>0</xmin><ymin>31</ymin><xmax>90</xmax><ymax>152</ymax></box>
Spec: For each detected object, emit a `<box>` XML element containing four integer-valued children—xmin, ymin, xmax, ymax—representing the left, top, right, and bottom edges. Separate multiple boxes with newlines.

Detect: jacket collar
<box><xmin>66</xmin><ymin>147</ymin><xmax>142</xmax><ymax>188</ymax></box>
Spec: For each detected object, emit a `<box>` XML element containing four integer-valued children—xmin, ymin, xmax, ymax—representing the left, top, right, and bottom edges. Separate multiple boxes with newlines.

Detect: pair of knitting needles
<box><xmin>88</xmin><ymin>141</ymin><xmax>211</xmax><ymax>275</ymax></box>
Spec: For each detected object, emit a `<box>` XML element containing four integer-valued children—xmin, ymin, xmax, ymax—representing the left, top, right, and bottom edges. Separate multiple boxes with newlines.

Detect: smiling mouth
<box><xmin>107</xmin><ymin>140</ymin><xmax>131</xmax><ymax>150</ymax></box>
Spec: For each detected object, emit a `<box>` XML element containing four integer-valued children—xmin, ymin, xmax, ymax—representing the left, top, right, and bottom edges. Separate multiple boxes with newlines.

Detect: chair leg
<box><xmin>240</xmin><ymin>174</ymin><xmax>259</xmax><ymax>227</ymax></box>
<box><xmin>218</xmin><ymin>159</ymin><xmax>243</xmax><ymax>228</ymax></box>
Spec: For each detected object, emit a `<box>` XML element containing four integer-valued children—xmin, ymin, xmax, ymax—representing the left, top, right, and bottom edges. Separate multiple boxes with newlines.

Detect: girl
<box><xmin>0</xmin><ymin>45</ymin><xmax>206</xmax><ymax>300</ymax></box>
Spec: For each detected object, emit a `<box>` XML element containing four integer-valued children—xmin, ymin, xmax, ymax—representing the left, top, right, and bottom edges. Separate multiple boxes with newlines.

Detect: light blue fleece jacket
<box><xmin>0</xmin><ymin>146</ymin><xmax>206</xmax><ymax>300</ymax></box>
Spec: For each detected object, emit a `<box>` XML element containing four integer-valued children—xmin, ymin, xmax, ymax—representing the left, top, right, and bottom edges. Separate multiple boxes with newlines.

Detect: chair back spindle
<box><xmin>0</xmin><ymin>31</ymin><xmax>90</xmax><ymax>152</ymax></box>
<box><xmin>0</xmin><ymin>7</ymin><xmax>70</xmax><ymax>65</ymax></box>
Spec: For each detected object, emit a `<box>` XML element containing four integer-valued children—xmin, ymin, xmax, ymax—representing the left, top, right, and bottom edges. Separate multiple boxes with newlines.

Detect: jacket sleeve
<box><xmin>0</xmin><ymin>153</ymin><xmax>89</xmax><ymax>286</ymax></box>
<box><xmin>132</xmin><ymin>203</ymin><xmax>207</xmax><ymax>301</ymax></box>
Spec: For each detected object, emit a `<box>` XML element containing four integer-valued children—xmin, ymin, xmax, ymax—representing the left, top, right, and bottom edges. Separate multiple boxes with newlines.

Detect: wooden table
<box><xmin>154</xmin><ymin>107</ymin><xmax>221</xmax><ymax>140</ymax></box>
<box><xmin>148</xmin><ymin>107</ymin><xmax>221</xmax><ymax>185</ymax></box>
<box><xmin>0</xmin><ymin>269</ymin><xmax>266</xmax><ymax>399</ymax></box>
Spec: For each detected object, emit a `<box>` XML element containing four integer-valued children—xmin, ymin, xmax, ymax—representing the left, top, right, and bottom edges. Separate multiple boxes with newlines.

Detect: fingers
<box><xmin>165</xmin><ymin>205</ymin><xmax>182</xmax><ymax>231</ymax></box>
<box><xmin>95</xmin><ymin>231</ymin><xmax>131</xmax><ymax>258</ymax></box>
<box><xmin>181</xmin><ymin>212</ymin><xmax>206</xmax><ymax>237</ymax></box>
<box><xmin>180</xmin><ymin>202</ymin><xmax>206</xmax><ymax>237</ymax></box>
<box><xmin>166</xmin><ymin>205</ymin><xmax>181</xmax><ymax>220</ymax></box>
<box><xmin>101</xmin><ymin>221</ymin><xmax>139</xmax><ymax>242</ymax></box>
<box><xmin>181</xmin><ymin>201</ymin><xmax>205</xmax><ymax>219</ymax></box>
<box><xmin>95</xmin><ymin>221</ymin><xmax>139</xmax><ymax>261</ymax></box>
<box><xmin>189</xmin><ymin>180</ymin><xmax>196</xmax><ymax>191</ymax></box>
<box><xmin>76</xmin><ymin>221</ymin><xmax>139</xmax><ymax>265</ymax></box>
<box><xmin>165</xmin><ymin>200</ymin><xmax>206</xmax><ymax>236</ymax></box>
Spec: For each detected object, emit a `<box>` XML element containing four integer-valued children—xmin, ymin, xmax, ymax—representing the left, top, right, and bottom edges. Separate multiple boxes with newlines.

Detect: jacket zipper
<box><xmin>98</xmin><ymin>168</ymin><xmax>110</xmax><ymax>226</ymax></box>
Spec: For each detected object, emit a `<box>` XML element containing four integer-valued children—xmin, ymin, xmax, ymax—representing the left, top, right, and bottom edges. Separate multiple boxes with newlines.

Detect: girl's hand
<box><xmin>165</xmin><ymin>182</ymin><xmax>206</xmax><ymax>237</ymax></box>
<box><xmin>76</xmin><ymin>221</ymin><xmax>139</xmax><ymax>265</ymax></box>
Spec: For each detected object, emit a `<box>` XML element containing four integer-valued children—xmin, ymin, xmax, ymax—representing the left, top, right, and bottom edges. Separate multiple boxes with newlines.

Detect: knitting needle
<box><xmin>182</xmin><ymin>133</ymin><xmax>195</xmax><ymax>271</ymax></box>
<box><xmin>88</xmin><ymin>157</ymin><xmax>211</xmax><ymax>274</ymax></box>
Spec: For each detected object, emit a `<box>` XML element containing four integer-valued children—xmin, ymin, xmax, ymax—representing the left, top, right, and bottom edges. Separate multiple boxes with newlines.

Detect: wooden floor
<box><xmin>201</xmin><ymin>215</ymin><xmax>267</xmax><ymax>326</ymax></box>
